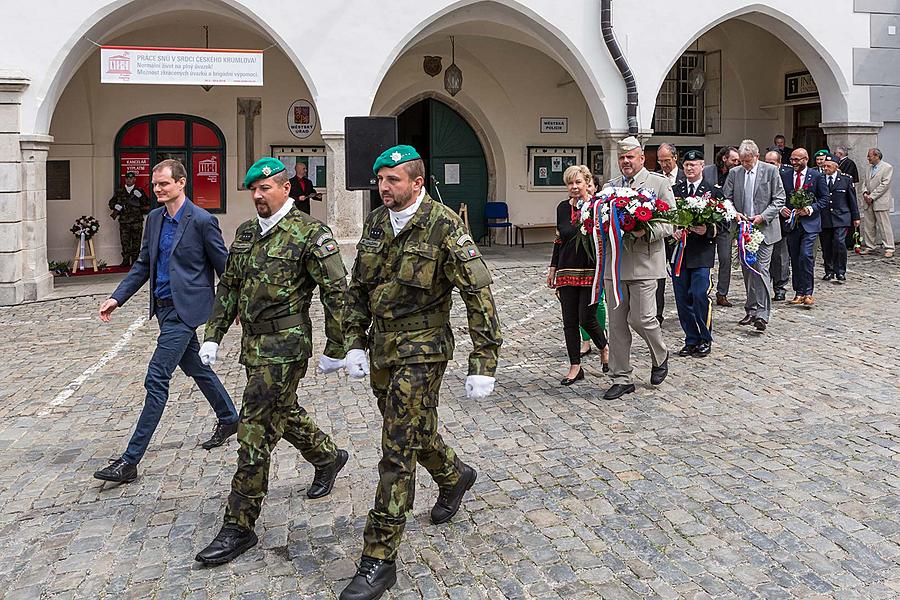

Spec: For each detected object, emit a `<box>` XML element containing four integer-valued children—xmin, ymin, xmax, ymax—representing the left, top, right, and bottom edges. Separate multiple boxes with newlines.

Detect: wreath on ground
<box><xmin>71</xmin><ymin>215</ymin><xmax>100</xmax><ymax>240</ymax></box>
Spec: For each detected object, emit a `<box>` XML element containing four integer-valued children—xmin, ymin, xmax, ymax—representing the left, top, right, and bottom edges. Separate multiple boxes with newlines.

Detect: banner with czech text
<box><xmin>101</xmin><ymin>46</ymin><xmax>263</xmax><ymax>86</ymax></box>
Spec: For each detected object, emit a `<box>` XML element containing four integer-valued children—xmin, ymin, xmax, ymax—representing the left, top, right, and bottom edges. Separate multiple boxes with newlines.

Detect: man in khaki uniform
<box><xmin>602</xmin><ymin>136</ymin><xmax>674</xmax><ymax>400</ymax></box>
<box><xmin>861</xmin><ymin>148</ymin><xmax>895</xmax><ymax>257</ymax></box>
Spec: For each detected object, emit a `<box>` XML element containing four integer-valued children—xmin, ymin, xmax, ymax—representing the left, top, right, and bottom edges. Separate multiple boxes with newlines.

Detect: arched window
<box><xmin>115</xmin><ymin>114</ymin><xmax>226</xmax><ymax>213</ymax></box>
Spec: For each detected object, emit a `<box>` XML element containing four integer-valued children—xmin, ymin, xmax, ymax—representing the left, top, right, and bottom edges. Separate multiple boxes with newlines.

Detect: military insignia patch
<box><xmin>239</xmin><ymin>230</ymin><xmax>254</xmax><ymax>241</ymax></box>
<box><xmin>324</xmin><ymin>242</ymin><xmax>336</xmax><ymax>252</ymax></box>
<box><xmin>369</xmin><ymin>227</ymin><xmax>384</xmax><ymax>239</ymax></box>
<box><xmin>315</xmin><ymin>232</ymin><xmax>333</xmax><ymax>246</ymax></box>
<box><xmin>468</xmin><ymin>248</ymin><xmax>478</xmax><ymax>258</ymax></box>
<box><xmin>261</xmin><ymin>166</ymin><xmax>272</xmax><ymax>176</ymax></box>
<box><xmin>391</xmin><ymin>151</ymin><xmax>402</xmax><ymax>162</ymax></box>
<box><xmin>456</xmin><ymin>234</ymin><xmax>474</xmax><ymax>246</ymax></box>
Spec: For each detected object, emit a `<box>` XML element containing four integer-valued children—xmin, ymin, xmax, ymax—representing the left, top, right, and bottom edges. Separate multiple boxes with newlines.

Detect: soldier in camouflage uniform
<box><xmin>108</xmin><ymin>171</ymin><xmax>150</xmax><ymax>265</ymax></box>
<box><xmin>340</xmin><ymin>146</ymin><xmax>502</xmax><ymax>600</ymax></box>
<box><xmin>194</xmin><ymin>157</ymin><xmax>350</xmax><ymax>566</ymax></box>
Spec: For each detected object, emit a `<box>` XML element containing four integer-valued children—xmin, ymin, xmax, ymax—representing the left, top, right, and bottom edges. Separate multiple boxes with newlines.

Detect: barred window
<box><xmin>653</xmin><ymin>52</ymin><xmax>705</xmax><ymax>136</ymax></box>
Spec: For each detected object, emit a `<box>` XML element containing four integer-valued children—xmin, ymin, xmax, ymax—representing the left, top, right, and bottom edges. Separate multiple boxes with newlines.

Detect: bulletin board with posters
<box><xmin>527</xmin><ymin>146</ymin><xmax>583</xmax><ymax>191</ymax></box>
<box><xmin>270</xmin><ymin>145</ymin><xmax>328</xmax><ymax>190</ymax></box>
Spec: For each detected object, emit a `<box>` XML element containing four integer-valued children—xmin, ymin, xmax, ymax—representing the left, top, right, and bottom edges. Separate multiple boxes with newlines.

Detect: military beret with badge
<box><xmin>244</xmin><ymin>157</ymin><xmax>287</xmax><ymax>188</ymax></box>
<box><xmin>372</xmin><ymin>145</ymin><xmax>422</xmax><ymax>174</ymax></box>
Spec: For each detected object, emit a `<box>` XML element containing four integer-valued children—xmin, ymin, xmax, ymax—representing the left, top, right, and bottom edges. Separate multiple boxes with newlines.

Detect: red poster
<box><xmin>119</xmin><ymin>152</ymin><xmax>151</xmax><ymax>192</ymax></box>
<box><xmin>192</xmin><ymin>152</ymin><xmax>222</xmax><ymax>210</ymax></box>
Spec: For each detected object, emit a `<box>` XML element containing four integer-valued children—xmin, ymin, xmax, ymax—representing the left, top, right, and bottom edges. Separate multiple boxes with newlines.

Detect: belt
<box><xmin>154</xmin><ymin>297</ymin><xmax>174</xmax><ymax>308</ymax></box>
<box><xmin>243</xmin><ymin>313</ymin><xmax>306</xmax><ymax>335</ymax></box>
<box><xmin>373</xmin><ymin>311</ymin><xmax>449</xmax><ymax>333</ymax></box>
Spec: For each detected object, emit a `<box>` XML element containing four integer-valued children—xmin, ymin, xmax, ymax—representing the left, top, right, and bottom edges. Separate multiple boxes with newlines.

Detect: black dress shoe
<box><xmin>195</xmin><ymin>525</ymin><xmax>258</xmax><ymax>565</ymax></box>
<box><xmin>822</xmin><ymin>273</ymin><xmax>834</xmax><ymax>281</ymax></box>
<box><xmin>340</xmin><ymin>556</ymin><xmax>397</xmax><ymax>600</ymax></box>
<box><xmin>773</xmin><ymin>291</ymin><xmax>786</xmax><ymax>302</ymax></box>
<box><xmin>93</xmin><ymin>458</ymin><xmax>137</xmax><ymax>483</ymax></box>
<box><xmin>738</xmin><ymin>314</ymin><xmax>755</xmax><ymax>326</ymax></box>
<box><xmin>650</xmin><ymin>355</ymin><xmax>669</xmax><ymax>385</ymax></box>
<box><xmin>693</xmin><ymin>341</ymin><xmax>712</xmax><ymax>357</ymax></box>
<box><xmin>579</xmin><ymin>346</ymin><xmax>592</xmax><ymax>358</ymax></box>
<box><xmin>602</xmin><ymin>362</ymin><xmax>609</xmax><ymax>373</ymax></box>
<box><xmin>201</xmin><ymin>420</ymin><xmax>239</xmax><ymax>450</ymax></box>
<box><xmin>716</xmin><ymin>294</ymin><xmax>733</xmax><ymax>307</ymax></box>
<box><xmin>308</xmin><ymin>449</ymin><xmax>349</xmax><ymax>499</ymax></box>
<box><xmin>431</xmin><ymin>463</ymin><xmax>477</xmax><ymax>524</ymax></box>
<box><xmin>836</xmin><ymin>274</ymin><xmax>846</xmax><ymax>282</ymax></box>
<box><xmin>603</xmin><ymin>383</ymin><xmax>636</xmax><ymax>400</ymax></box>
<box><xmin>656</xmin><ymin>315</ymin><xmax>664</xmax><ymax>325</ymax></box>
<box><xmin>560</xmin><ymin>367</ymin><xmax>584</xmax><ymax>386</ymax></box>
<box><xmin>677</xmin><ymin>344</ymin><xmax>697</xmax><ymax>357</ymax></box>
<box><xmin>753</xmin><ymin>318</ymin><xmax>767</xmax><ymax>331</ymax></box>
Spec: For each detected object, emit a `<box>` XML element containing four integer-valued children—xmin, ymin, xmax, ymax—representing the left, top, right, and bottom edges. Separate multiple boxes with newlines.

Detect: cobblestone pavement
<box><xmin>1</xmin><ymin>247</ymin><xmax>899</xmax><ymax>600</ymax></box>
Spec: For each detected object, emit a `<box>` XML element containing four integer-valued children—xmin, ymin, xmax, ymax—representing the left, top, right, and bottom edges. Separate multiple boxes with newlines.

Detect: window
<box><xmin>114</xmin><ymin>114</ymin><xmax>226</xmax><ymax>213</ymax></box>
<box><xmin>653</xmin><ymin>52</ymin><xmax>706</xmax><ymax>136</ymax></box>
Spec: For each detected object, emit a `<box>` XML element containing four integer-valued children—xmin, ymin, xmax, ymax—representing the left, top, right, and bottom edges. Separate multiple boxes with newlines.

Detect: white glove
<box><xmin>316</xmin><ymin>354</ymin><xmax>345</xmax><ymax>374</ymax></box>
<box><xmin>199</xmin><ymin>341</ymin><xmax>219</xmax><ymax>366</ymax></box>
<box><xmin>345</xmin><ymin>349</ymin><xmax>370</xmax><ymax>379</ymax></box>
<box><xmin>465</xmin><ymin>375</ymin><xmax>495</xmax><ymax>399</ymax></box>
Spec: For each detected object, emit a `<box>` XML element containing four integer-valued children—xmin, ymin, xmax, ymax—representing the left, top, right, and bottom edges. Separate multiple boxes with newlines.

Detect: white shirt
<box><xmin>388</xmin><ymin>188</ymin><xmax>425</xmax><ymax>236</ymax></box>
<box><xmin>664</xmin><ymin>169</ymin><xmax>678</xmax><ymax>186</ymax></box>
<box><xmin>125</xmin><ymin>185</ymin><xmax>135</xmax><ymax>193</ymax></box>
<box><xmin>258</xmin><ymin>198</ymin><xmax>295</xmax><ymax>236</ymax></box>
<box><xmin>743</xmin><ymin>165</ymin><xmax>758</xmax><ymax>196</ymax></box>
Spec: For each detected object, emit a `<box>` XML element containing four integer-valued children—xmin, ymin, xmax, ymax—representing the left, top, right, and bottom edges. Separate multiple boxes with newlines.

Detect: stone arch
<box><xmin>370</xmin><ymin>0</ymin><xmax>612</xmax><ymax>131</ymax></box>
<box><xmin>646</xmin><ymin>3</ymin><xmax>851</xmax><ymax>128</ymax></box>
<box><xmin>31</xmin><ymin>0</ymin><xmax>317</xmax><ymax>135</ymax></box>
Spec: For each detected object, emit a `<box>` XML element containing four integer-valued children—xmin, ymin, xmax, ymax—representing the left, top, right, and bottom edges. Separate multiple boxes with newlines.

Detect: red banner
<box><xmin>119</xmin><ymin>153</ymin><xmax>151</xmax><ymax>192</ymax></box>
<box><xmin>192</xmin><ymin>152</ymin><xmax>222</xmax><ymax>210</ymax></box>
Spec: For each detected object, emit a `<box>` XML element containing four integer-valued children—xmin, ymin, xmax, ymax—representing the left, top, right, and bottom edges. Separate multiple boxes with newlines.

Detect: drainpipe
<box><xmin>601</xmin><ymin>0</ymin><xmax>639</xmax><ymax>134</ymax></box>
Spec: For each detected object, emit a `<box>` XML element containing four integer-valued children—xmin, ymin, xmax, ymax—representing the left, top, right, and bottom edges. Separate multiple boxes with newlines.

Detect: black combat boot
<box><xmin>93</xmin><ymin>458</ymin><xmax>137</xmax><ymax>483</ymax></box>
<box><xmin>340</xmin><ymin>556</ymin><xmax>397</xmax><ymax>600</ymax></box>
<box><xmin>430</xmin><ymin>463</ymin><xmax>477</xmax><ymax>524</ymax></box>
<box><xmin>307</xmin><ymin>449</ymin><xmax>349</xmax><ymax>499</ymax></box>
<box><xmin>195</xmin><ymin>525</ymin><xmax>258</xmax><ymax>565</ymax></box>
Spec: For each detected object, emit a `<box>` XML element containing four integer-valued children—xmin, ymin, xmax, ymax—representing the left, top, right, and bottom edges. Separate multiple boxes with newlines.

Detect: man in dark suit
<box><xmin>288</xmin><ymin>161</ymin><xmax>320</xmax><ymax>215</ymax></box>
<box><xmin>702</xmin><ymin>146</ymin><xmax>740</xmax><ymax>307</ymax></box>
<box><xmin>655</xmin><ymin>143</ymin><xmax>685</xmax><ymax>323</ymax></box>
<box><xmin>93</xmin><ymin>159</ymin><xmax>239</xmax><ymax>484</ymax></box>
<box><xmin>764</xmin><ymin>151</ymin><xmax>792</xmax><ymax>301</ymax></box>
<box><xmin>834</xmin><ymin>146</ymin><xmax>861</xmax><ymax>251</ymax></box>
<box><xmin>770</xmin><ymin>135</ymin><xmax>793</xmax><ymax>166</ymax></box>
<box><xmin>780</xmin><ymin>148</ymin><xmax>829</xmax><ymax>307</ymax></box>
<box><xmin>820</xmin><ymin>154</ymin><xmax>860</xmax><ymax>282</ymax></box>
<box><xmin>671</xmin><ymin>151</ymin><xmax>726</xmax><ymax>357</ymax></box>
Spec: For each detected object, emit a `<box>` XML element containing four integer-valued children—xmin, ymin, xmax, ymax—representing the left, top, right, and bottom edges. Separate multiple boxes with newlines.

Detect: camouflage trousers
<box><xmin>224</xmin><ymin>360</ymin><xmax>338</xmax><ymax>531</ymax></box>
<box><xmin>362</xmin><ymin>361</ymin><xmax>463</xmax><ymax>561</ymax></box>
<box><xmin>119</xmin><ymin>222</ymin><xmax>143</xmax><ymax>264</ymax></box>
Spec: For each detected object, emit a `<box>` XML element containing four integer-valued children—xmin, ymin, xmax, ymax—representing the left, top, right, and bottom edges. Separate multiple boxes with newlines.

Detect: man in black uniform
<box><xmin>671</xmin><ymin>150</ymin><xmax>729</xmax><ymax>357</ymax></box>
<box><xmin>819</xmin><ymin>153</ymin><xmax>860</xmax><ymax>282</ymax></box>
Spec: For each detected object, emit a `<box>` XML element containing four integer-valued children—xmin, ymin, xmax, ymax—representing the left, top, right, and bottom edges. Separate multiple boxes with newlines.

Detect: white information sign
<box><xmin>101</xmin><ymin>45</ymin><xmax>263</xmax><ymax>86</ymax></box>
<box><xmin>540</xmin><ymin>117</ymin><xmax>568</xmax><ymax>133</ymax></box>
<box><xmin>444</xmin><ymin>163</ymin><xmax>460</xmax><ymax>185</ymax></box>
<box><xmin>288</xmin><ymin>99</ymin><xmax>318</xmax><ymax>139</ymax></box>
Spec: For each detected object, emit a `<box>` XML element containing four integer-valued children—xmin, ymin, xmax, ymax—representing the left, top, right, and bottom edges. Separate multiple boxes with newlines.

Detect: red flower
<box><xmin>655</xmin><ymin>200</ymin><xmax>670</xmax><ymax>212</ymax></box>
<box><xmin>634</xmin><ymin>206</ymin><xmax>653</xmax><ymax>222</ymax></box>
<box><xmin>584</xmin><ymin>218</ymin><xmax>595</xmax><ymax>231</ymax></box>
<box><xmin>742</xmin><ymin>233</ymin><xmax>751</xmax><ymax>243</ymax></box>
<box><xmin>615</xmin><ymin>197</ymin><xmax>628</xmax><ymax>209</ymax></box>
<box><xmin>621</xmin><ymin>214</ymin><xmax>636</xmax><ymax>231</ymax></box>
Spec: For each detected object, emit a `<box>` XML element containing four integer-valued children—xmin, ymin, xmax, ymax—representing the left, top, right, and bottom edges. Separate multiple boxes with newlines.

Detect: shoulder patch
<box><xmin>315</xmin><ymin>231</ymin><xmax>334</xmax><ymax>246</ymax></box>
<box><xmin>238</xmin><ymin>229</ymin><xmax>254</xmax><ymax>241</ymax></box>
<box><xmin>456</xmin><ymin>233</ymin><xmax>474</xmax><ymax>247</ymax></box>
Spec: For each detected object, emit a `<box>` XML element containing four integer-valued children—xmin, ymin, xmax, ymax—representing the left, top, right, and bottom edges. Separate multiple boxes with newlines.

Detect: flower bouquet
<box><xmin>596</xmin><ymin>187</ymin><xmax>672</xmax><ymax>237</ymax></box>
<box><xmin>70</xmin><ymin>215</ymin><xmax>100</xmax><ymax>240</ymax></box>
<box><xmin>853</xmin><ymin>230</ymin><xmax>862</xmax><ymax>255</ymax></box>
<box><xmin>571</xmin><ymin>197</ymin><xmax>597</xmax><ymax>261</ymax></box>
<box><xmin>669</xmin><ymin>192</ymin><xmax>736</xmax><ymax>275</ymax></box>
<box><xmin>736</xmin><ymin>220</ymin><xmax>766</xmax><ymax>279</ymax></box>
<box><xmin>786</xmin><ymin>183</ymin><xmax>814</xmax><ymax>229</ymax></box>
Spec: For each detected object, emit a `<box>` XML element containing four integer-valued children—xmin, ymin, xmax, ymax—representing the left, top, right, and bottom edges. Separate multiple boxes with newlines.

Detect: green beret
<box><xmin>813</xmin><ymin>149</ymin><xmax>829</xmax><ymax>157</ymax></box>
<box><xmin>373</xmin><ymin>145</ymin><xmax>421</xmax><ymax>174</ymax></box>
<box><xmin>244</xmin><ymin>157</ymin><xmax>286</xmax><ymax>187</ymax></box>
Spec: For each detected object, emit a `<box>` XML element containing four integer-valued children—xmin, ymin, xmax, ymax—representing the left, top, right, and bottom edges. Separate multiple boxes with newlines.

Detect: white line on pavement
<box><xmin>37</xmin><ymin>315</ymin><xmax>148</xmax><ymax>417</ymax></box>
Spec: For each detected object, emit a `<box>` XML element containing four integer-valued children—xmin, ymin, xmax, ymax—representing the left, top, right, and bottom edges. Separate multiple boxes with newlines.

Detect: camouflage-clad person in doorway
<box><xmin>108</xmin><ymin>171</ymin><xmax>150</xmax><ymax>265</ymax></box>
<box><xmin>194</xmin><ymin>157</ymin><xmax>350</xmax><ymax>566</ymax></box>
<box><xmin>339</xmin><ymin>145</ymin><xmax>503</xmax><ymax>600</ymax></box>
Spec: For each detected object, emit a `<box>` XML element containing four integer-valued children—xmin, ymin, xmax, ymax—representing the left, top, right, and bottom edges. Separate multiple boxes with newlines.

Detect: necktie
<box><xmin>743</xmin><ymin>170</ymin><xmax>753</xmax><ymax>202</ymax></box>
<box><xmin>795</xmin><ymin>171</ymin><xmax>802</xmax><ymax>191</ymax></box>
<box><xmin>688</xmin><ymin>183</ymin><xmax>696</xmax><ymax>197</ymax></box>
<box><xmin>828</xmin><ymin>175</ymin><xmax>834</xmax><ymax>189</ymax></box>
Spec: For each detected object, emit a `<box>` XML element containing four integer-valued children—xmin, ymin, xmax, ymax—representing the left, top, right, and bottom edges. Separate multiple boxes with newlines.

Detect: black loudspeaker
<box><xmin>345</xmin><ymin>116</ymin><xmax>398</xmax><ymax>190</ymax></box>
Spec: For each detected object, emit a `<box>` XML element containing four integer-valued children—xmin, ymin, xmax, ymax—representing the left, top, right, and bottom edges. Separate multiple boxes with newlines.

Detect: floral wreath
<box><xmin>71</xmin><ymin>215</ymin><xmax>100</xmax><ymax>240</ymax></box>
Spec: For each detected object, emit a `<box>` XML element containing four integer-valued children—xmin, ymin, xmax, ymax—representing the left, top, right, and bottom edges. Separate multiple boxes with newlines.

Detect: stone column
<box><xmin>321</xmin><ymin>132</ymin><xmax>364</xmax><ymax>249</ymax></box>
<box><xmin>820</xmin><ymin>121</ymin><xmax>883</xmax><ymax>180</ymax></box>
<box><xmin>20</xmin><ymin>135</ymin><xmax>54</xmax><ymax>301</ymax></box>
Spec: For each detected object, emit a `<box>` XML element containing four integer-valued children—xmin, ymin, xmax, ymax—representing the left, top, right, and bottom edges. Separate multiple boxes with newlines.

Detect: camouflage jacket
<box><xmin>346</xmin><ymin>193</ymin><xmax>502</xmax><ymax>375</ymax></box>
<box><xmin>205</xmin><ymin>206</ymin><xmax>347</xmax><ymax>366</ymax></box>
<box><xmin>108</xmin><ymin>187</ymin><xmax>150</xmax><ymax>224</ymax></box>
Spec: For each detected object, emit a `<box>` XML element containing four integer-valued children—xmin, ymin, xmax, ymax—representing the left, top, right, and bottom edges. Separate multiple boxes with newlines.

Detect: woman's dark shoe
<box><xmin>602</xmin><ymin>362</ymin><xmax>609</xmax><ymax>373</ymax></box>
<box><xmin>560</xmin><ymin>368</ymin><xmax>584</xmax><ymax>386</ymax></box>
<box><xmin>579</xmin><ymin>346</ymin><xmax>592</xmax><ymax>358</ymax></box>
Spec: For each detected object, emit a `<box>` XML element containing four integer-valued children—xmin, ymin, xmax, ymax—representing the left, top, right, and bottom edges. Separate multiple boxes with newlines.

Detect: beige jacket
<box><xmin>604</xmin><ymin>167</ymin><xmax>675</xmax><ymax>281</ymax></box>
<box><xmin>863</xmin><ymin>160</ymin><xmax>894</xmax><ymax>212</ymax></box>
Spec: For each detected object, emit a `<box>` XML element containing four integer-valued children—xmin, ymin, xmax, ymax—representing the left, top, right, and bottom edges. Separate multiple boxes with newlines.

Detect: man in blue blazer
<box><xmin>780</xmin><ymin>148</ymin><xmax>829</xmax><ymax>307</ymax></box>
<box><xmin>94</xmin><ymin>159</ymin><xmax>239</xmax><ymax>483</ymax></box>
<box><xmin>820</xmin><ymin>154</ymin><xmax>860</xmax><ymax>282</ymax></box>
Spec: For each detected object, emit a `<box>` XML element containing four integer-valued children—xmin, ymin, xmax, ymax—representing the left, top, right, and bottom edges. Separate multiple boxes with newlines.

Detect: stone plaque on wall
<box><xmin>47</xmin><ymin>160</ymin><xmax>70</xmax><ymax>200</ymax></box>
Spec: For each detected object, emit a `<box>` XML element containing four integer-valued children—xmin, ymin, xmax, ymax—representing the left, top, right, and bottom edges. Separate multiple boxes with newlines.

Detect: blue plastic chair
<box><xmin>483</xmin><ymin>201</ymin><xmax>512</xmax><ymax>246</ymax></box>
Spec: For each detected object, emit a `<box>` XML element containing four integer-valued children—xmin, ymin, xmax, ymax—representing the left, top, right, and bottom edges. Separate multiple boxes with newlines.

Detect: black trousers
<box><xmin>558</xmin><ymin>286</ymin><xmax>607</xmax><ymax>365</ymax></box>
<box><xmin>821</xmin><ymin>226</ymin><xmax>849</xmax><ymax>276</ymax></box>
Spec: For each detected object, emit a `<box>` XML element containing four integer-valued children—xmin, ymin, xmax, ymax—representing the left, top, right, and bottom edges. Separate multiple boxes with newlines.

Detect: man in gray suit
<box><xmin>602</xmin><ymin>136</ymin><xmax>674</xmax><ymax>400</ymax></box>
<box><xmin>722</xmin><ymin>140</ymin><xmax>786</xmax><ymax>331</ymax></box>
<box><xmin>94</xmin><ymin>159</ymin><xmax>240</xmax><ymax>484</ymax></box>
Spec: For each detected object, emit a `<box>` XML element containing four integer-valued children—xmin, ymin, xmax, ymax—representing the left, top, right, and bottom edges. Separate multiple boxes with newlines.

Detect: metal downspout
<box><xmin>601</xmin><ymin>0</ymin><xmax>639</xmax><ymax>134</ymax></box>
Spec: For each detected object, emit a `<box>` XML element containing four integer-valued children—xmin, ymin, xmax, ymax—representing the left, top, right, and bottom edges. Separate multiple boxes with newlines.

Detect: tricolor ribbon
<box><xmin>598</xmin><ymin>201</ymin><xmax>624</xmax><ymax>309</ymax></box>
<box><xmin>786</xmin><ymin>208</ymin><xmax>797</xmax><ymax>229</ymax></box>
<box><xmin>671</xmin><ymin>235</ymin><xmax>686</xmax><ymax>277</ymax></box>
<box><xmin>79</xmin><ymin>232</ymin><xmax>86</xmax><ymax>270</ymax></box>
<box><xmin>590</xmin><ymin>198</ymin><xmax>604</xmax><ymax>306</ymax></box>
<box><xmin>737</xmin><ymin>221</ymin><xmax>764</xmax><ymax>278</ymax></box>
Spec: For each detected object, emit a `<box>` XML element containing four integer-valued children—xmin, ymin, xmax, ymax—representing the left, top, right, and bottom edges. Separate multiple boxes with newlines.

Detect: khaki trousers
<box><xmin>605</xmin><ymin>278</ymin><xmax>668</xmax><ymax>385</ymax></box>
<box><xmin>861</xmin><ymin>203</ymin><xmax>895</xmax><ymax>251</ymax></box>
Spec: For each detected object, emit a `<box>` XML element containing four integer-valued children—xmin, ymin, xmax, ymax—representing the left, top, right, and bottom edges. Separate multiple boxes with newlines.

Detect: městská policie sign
<box><xmin>101</xmin><ymin>46</ymin><xmax>263</xmax><ymax>86</ymax></box>
<box><xmin>540</xmin><ymin>117</ymin><xmax>568</xmax><ymax>133</ymax></box>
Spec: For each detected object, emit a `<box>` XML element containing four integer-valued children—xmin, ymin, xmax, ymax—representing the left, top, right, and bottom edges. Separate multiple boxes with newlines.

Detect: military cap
<box><xmin>244</xmin><ymin>157</ymin><xmax>286</xmax><ymax>188</ymax></box>
<box><xmin>618</xmin><ymin>136</ymin><xmax>642</xmax><ymax>153</ymax></box>
<box><xmin>813</xmin><ymin>149</ymin><xmax>829</xmax><ymax>158</ymax></box>
<box><xmin>823</xmin><ymin>153</ymin><xmax>838</xmax><ymax>164</ymax></box>
<box><xmin>682</xmin><ymin>149</ymin><xmax>704</xmax><ymax>162</ymax></box>
<box><xmin>125</xmin><ymin>171</ymin><xmax>136</xmax><ymax>177</ymax></box>
<box><xmin>372</xmin><ymin>145</ymin><xmax>421</xmax><ymax>174</ymax></box>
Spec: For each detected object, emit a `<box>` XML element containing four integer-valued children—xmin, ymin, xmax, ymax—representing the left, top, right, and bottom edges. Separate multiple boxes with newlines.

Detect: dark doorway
<box><xmin>793</xmin><ymin>104</ymin><xmax>827</xmax><ymax>160</ymax></box>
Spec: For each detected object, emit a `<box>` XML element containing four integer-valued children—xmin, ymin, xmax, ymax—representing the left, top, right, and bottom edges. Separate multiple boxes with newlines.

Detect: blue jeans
<box><xmin>122</xmin><ymin>306</ymin><xmax>238</xmax><ymax>465</ymax></box>
<box><xmin>672</xmin><ymin>267</ymin><xmax>713</xmax><ymax>346</ymax></box>
<box><xmin>787</xmin><ymin>229</ymin><xmax>817</xmax><ymax>296</ymax></box>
